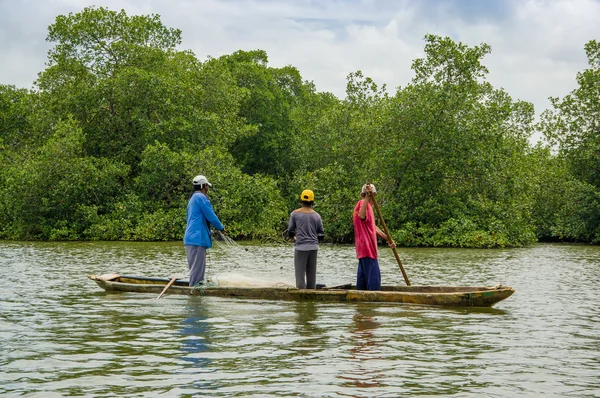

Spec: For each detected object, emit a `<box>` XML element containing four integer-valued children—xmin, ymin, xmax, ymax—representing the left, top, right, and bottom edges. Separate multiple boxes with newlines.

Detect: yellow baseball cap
<box><xmin>300</xmin><ymin>189</ymin><xmax>314</xmax><ymax>201</ymax></box>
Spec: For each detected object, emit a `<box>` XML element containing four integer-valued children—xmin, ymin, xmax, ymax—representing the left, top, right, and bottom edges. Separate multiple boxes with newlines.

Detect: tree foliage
<box><xmin>539</xmin><ymin>39</ymin><xmax>600</xmax><ymax>242</ymax></box>
<box><xmin>0</xmin><ymin>7</ymin><xmax>596</xmax><ymax>246</ymax></box>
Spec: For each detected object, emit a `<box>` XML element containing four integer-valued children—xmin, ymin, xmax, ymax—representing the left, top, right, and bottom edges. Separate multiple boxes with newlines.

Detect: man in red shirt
<box><xmin>353</xmin><ymin>183</ymin><xmax>396</xmax><ymax>290</ymax></box>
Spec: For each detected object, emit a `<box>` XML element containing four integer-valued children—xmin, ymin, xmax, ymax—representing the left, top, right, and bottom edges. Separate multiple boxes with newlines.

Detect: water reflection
<box><xmin>2</xmin><ymin>241</ymin><xmax>600</xmax><ymax>397</ymax></box>
<box><xmin>340</xmin><ymin>305</ymin><xmax>384</xmax><ymax>391</ymax></box>
<box><xmin>287</xmin><ymin>301</ymin><xmax>324</xmax><ymax>360</ymax></box>
<box><xmin>349</xmin><ymin>306</ymin><xmax>381</xmax><ymax>357</ymax></box>
<box><xmin>293</xmin><ymin>301</ymin><xmax>318</xmax><ymax>334</ymax></box>
<box><xmin>448</xmin><ymin>306</ymin><xmax>510</xmax><ymax>316</ymax></box>
<box><xmin>180</xmin><ymin>302</ymin><xmax>211</xmax><ymax>368</ymax></box>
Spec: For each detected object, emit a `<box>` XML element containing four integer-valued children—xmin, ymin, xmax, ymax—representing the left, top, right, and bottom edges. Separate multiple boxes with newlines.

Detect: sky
<box><xmin>1</xmin><ymin>0</ymin><xmax>599</xmax><ymax>140</ymax></box>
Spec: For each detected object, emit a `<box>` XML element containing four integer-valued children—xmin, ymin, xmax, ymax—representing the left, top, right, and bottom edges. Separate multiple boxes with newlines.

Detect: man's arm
<box><xmin>288</xmin><ymin>213</ymin><xmax>296</xmax><ymax>239</ymax></box>
<box><xmin>358</xmin><ymin>196</ymin><xmax>370</xmax><ymax>220</ymax></box>
<box><xmin>376</xmin><ymin>226</ymin><xmax>396</xmax><ymax>249</ymax></box>
<box><xmin>201</xmin><ymin>198</ymin><xmax>224</xmax><ymax>231</ymax></box>
<box><xmin>317</xmin><ymin>215</ymin><xmax>324</xmax><ymax>242</ymax></box>
<box><xmin>358</xmin><ymin>184</ymin><xmax>375</xmax><ymax>220</ymax></box>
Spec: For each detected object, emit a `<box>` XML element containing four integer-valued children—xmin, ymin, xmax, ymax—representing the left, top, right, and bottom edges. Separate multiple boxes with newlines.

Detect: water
<box><xmin>1</xmin><ymin>241</ymin><xmax>599</xmax><ymax>397</ymax></box>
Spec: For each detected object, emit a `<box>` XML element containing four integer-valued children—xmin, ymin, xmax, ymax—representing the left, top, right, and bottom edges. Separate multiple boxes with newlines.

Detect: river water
<box><xmin>1</xmin><ymin>241</ymin><xmax>599</xmax><ymax>397</ymax></box>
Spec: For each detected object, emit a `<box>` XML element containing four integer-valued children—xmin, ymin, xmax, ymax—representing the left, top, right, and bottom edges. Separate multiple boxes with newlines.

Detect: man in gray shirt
<box><xmin>288</xmin><ymin>189</ymin><xmax>324</xmax><ymax>289</ymax></box>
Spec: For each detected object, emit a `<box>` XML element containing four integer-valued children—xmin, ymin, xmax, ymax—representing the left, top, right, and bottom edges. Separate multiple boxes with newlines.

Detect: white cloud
<box><xmin>1</xmin><ymin>0</ymin><xmax>598</xmax><ymax>137</ymax></box>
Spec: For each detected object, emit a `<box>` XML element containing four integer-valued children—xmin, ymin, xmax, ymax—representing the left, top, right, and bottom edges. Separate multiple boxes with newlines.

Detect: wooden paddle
<box><xmin>156</xmin><ymin>276</ymin><xmax>178</xmax><ymax>300</ymax></box>
<box><xmin>368</xmin><ymin>191</ymin><xmax>411</xmax><ymax>286</ymax></box>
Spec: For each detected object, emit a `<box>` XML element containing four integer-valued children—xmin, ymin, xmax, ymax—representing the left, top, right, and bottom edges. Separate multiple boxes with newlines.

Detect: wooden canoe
<box><xmin>88</xmin><ymin>274</ymin><xmax>515</xmax><ymax>307</ymax></box>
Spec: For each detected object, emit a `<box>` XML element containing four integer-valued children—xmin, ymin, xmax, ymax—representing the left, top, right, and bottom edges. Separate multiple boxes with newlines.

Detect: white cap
<box><xmin>361</xmin><ymin>183</ymin><xmax>376</xmax><ymax>194</ymax></box>
<box><xmin>192</xmin><ymin>175</ymin><xmax>212</xmax><ymax>187</ymax></box>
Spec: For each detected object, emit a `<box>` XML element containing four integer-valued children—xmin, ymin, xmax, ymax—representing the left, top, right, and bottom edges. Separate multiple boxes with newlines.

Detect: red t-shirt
<box><xmin>353</xmin><ymin>200</ymin><xmax>378</xmax><ymax>259</ymax></box>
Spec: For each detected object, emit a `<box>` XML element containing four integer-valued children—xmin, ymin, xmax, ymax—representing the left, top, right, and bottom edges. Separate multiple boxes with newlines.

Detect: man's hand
<box><xmin>388</xmin><ymin>239</ymin><xmax>396</xmax><ymax>249</ymax></box>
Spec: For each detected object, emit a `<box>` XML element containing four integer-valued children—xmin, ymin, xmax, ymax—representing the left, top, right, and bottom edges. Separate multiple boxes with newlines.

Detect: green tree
<box><xmin>539</xmin><ymin>39</ymin><xmax>600</xmax><ymax>242</ymax></box>
<box><xmin>222</xmin><ymin>50</ymin><xmax>311</xmax><ymax>178</ymax></box>
<box><xmin>376</xmin><ymin>35</ymin><xmax>537</xmax><ymax>247</ymax></box>
<box><xmin>0</xmin><ymin>85</ymin><xmax>33</xmax><ymax>150</ymax></box>
<box><xmin>0</xmin><ymin>118</ymin><xmax>129</xmax><ymax>240</ymax></box>
<box><xmin>36</xmin><ymin>6</ymin><xmax>250</xmax><ymax>167</ymax></box>
<box><xmin>4</xmin><ymin>6</ymin><xmax>584</xmax><ymax>246</ymax></box>
<box><xmin>286</xmin><ymin>71</ymin><xmax>390</xmax><ymax>240</ymax></box>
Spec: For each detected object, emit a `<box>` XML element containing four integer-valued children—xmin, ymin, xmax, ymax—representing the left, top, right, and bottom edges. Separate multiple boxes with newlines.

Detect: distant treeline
<box><xmin>1</xmin><ymin>7</ymin><xmax>599</xmax><ymax>247</ymax></box>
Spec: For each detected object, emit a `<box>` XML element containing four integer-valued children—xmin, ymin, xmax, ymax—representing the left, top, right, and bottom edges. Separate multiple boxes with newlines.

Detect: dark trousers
<box><xmin>294</xmin><ymin>249</ymin><xmax>318</xmax><ymax>289</ymax></box>
<box><xmin>356</xmin><ymin>257</ymin><xmax>381</xmax><ymax>291</ymax></box>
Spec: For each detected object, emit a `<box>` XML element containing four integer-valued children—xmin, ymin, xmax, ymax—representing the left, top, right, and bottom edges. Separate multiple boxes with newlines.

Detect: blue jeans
<box><xmin>356</xmin><ymin>257</ymin><xmax>381</xmax><ymax>291</ymax></box>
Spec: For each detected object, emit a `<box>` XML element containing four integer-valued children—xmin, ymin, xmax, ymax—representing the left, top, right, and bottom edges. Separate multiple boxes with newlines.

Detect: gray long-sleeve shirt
<box><xmin>288</xmin><ymin>211</ymin><xmax>324</xmax><ymax>251</ymax></box>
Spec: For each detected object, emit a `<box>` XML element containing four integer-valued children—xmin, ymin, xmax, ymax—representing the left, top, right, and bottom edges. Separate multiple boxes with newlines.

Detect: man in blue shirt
<box><xmin>184</xmin><ymin>175</ymin><xmax>225</xmax><ymax>286</ymax></box>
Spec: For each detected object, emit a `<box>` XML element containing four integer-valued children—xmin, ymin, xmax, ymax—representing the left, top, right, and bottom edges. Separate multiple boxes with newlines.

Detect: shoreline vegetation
<box><xmin>1</xmin><ymin>7</ymin><xmax>599</xmax><ymax>248</ymax></box>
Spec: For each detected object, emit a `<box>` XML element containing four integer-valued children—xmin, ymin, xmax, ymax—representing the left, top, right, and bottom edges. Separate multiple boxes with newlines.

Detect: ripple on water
<box><xmin>1</xmin><ymin>241</ymin><xmax>599</xmax><ymax>397</ymax></box>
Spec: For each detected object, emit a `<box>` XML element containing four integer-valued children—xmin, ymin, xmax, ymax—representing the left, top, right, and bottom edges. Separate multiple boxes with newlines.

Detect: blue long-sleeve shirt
<box><xmin>184</xmin><ymin>192</ymin><xmax>224</xmax><ymax>247</ymax></box>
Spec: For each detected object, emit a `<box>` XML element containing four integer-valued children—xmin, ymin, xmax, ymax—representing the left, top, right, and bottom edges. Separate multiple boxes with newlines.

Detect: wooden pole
<box><xmin>369</xmin><ymin>193</ymin><xmax>411</xmax><ymax>286</ymax></box>
<box><xmin>157</xmin><ymin>277</ymin><xmax>178</xmax><ymax>299</ymax></box>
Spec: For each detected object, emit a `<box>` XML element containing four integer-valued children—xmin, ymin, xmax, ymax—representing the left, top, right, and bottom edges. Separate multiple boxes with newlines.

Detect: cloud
<box><xmin>1</xmin><ymin>0</ymin><xmax>598</xmax><ymax>134</ymax></box>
